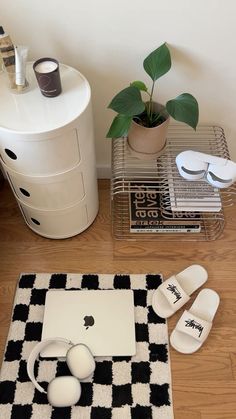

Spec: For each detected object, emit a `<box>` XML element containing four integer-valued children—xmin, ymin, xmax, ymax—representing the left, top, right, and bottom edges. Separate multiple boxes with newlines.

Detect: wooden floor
<box><xmin>0</xmin><ymin>180</ymin><xmax>236</xmax><ymax>419</ymax></box>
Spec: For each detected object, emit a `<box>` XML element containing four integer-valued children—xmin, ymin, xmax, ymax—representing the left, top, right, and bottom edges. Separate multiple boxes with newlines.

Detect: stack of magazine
<box><xmin>129</xmin><ymin>152</ymin><xmax>222</xmax><ymax>234</ymax></box>
<box><xmin>167</xmin><ymin>166</ymin><xmax>222</xmax><ymax>213</ymax></box>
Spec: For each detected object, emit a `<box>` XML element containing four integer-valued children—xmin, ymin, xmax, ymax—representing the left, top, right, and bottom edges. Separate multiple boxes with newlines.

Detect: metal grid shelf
<box><xmin>111</xmin><ymin>125</ymin><xmax>236</xmax><ymax>241</ymax></box>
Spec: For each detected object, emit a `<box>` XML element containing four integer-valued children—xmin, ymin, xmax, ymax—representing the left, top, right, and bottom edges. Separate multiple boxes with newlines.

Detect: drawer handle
<box><xmin>31</xmin><ymin>218</ymin><xmax>40</xmax><ymax>226</ymax></box>
<box><xmin>5</xmin><ymin>149</ymin><xmax>17</xmax><ymax>160</ymax></box>
<box><xmin>19</xmin><ymin>187</ymin><xmax>30</xmax><ymax>197</ymax></box>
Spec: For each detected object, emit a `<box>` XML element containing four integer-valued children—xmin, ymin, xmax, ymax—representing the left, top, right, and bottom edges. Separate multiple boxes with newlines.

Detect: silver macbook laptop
<box><xmin>41</xmin><ymin>290</ymin><xmax>136</xmax><ymax>357</ymax></box>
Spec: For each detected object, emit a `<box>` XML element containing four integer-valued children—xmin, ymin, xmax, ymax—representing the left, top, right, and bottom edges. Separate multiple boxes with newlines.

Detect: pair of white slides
<box><xmin>152</xmin><ymin>265</ymin><xmax>220</xmax><ymax>354</ymax></box>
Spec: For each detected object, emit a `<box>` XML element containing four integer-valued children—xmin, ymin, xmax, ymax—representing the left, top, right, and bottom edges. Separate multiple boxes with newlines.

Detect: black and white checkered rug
<box><xmin>0</xmin><ymin>273</ymin><xmax>174</xmax><ymax>419</ymax></box>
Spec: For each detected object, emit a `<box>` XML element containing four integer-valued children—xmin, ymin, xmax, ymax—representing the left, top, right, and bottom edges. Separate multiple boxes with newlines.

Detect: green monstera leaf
<box><xmin>166</xmin><ymin>93</ymin><xmax>199</xmax><ymax>130</ymax></box>
<box><xmin>130</xmin><ymin>80</ymin><xmax>148</xmax><ymax>92</ymax></box>
<box><xmin>108</xmin><ymin>86</ymin><xmax>145</xmax><ymax>117</ymax></box>
<box><xmin>143</xmin><ymin>43</ymin><xmax>171</xmax><ymax>82</ymax></box>
<box><xmin>106</xmin><ymin>114</ymin><xmax>132</xmax><ymax>138</ymax></box>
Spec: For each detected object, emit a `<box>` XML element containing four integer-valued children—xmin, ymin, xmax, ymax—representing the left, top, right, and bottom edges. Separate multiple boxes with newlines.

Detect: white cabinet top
<box><xmin>0</xmin><ymin>62</ymin><xmax>91</xmax><ymax>134</ymax></box>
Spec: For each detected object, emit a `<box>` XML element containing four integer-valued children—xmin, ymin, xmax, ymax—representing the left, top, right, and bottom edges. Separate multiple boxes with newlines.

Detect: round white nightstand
<box><xmin>0</xmin><ymin>62</ymin><xmax>99</xmax><ymax>238</ymax></box>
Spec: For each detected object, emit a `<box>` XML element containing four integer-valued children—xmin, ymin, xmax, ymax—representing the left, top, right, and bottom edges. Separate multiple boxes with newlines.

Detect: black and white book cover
<box><xmin>129</xmin><ymin>182</ymin><xmax>201</xmax><ymax>233</ymax></box>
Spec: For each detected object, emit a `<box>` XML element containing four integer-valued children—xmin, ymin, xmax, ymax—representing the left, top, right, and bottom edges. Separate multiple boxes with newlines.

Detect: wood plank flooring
<box><xmin>0</xmin><ymin>180</ymin><xmax>236</xmax><ymax>419</ymax></box>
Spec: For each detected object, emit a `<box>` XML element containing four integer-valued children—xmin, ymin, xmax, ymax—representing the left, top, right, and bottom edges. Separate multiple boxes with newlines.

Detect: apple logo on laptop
<box><xmin>84</xmin><ymin>315</ymin><xmax>95</xmax><ymax>330</ymax></box>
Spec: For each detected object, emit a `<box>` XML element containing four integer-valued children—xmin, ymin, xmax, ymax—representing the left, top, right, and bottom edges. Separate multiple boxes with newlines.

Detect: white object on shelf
<box><xmin>176</xmin><ymin>150</ymin><xmax>236</xmax><ymax>188</ymax></box>
<box><xmin>0</xmin><ymin>62</ymin><xmax>98</xmax><ymax>238</ymax></box>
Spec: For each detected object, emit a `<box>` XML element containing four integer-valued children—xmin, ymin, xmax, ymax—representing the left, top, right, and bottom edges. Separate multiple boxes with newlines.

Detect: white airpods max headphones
<box><xmin>27</xmin><ymin>338</ymin><xmax>96</xmax><ymax>408</ymax></box>
<box><xmin>176</xmin><ymin>150</ymin><xmax>236</xmax><ymax>188</ymax></box>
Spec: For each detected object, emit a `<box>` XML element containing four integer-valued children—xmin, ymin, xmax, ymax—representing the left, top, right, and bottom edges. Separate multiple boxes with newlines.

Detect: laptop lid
<box><xmin>41</xmin><ymin>290</ymin><xmax>136</xmax><ymax>357</ymax></box>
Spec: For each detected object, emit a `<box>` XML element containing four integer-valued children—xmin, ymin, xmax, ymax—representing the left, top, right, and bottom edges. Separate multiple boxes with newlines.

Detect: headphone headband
<box><xmin>27</xmin><ymin>338</ymin><xmax>74</xmax><ymax>393</ymax></box>
<box><xmin>191</xmin><ymin>151</ymin><xmax>227</xmax><ymax>166</ymax></box>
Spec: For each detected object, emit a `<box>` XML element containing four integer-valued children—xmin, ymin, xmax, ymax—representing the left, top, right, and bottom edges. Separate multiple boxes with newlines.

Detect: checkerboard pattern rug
<box><xmin>0</xmin><ymin>273</ymin><xmax>174</xmax><ymax>419</ymax></box>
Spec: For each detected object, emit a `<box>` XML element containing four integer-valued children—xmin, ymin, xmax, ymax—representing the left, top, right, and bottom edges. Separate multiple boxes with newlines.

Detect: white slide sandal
<box><xmin>170</xmin><ymin>288</ymin><xmax>220</xmax><ymax>354</ymax></box>
<box><xmin>152</xmin><ymin>264</ymin><xmax>208</xmax><ymax>319</ymax></box>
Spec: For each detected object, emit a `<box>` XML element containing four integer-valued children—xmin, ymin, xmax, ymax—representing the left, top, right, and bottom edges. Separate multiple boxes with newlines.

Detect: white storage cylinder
<box><xmin>0</xmin><ymin>62</ymin><xmax>99</xmax><ymax>238</ymax></box>
<box><xmin>17</xmin><ymin>195</ymin><xmax>98</xmax><ymax>239</ymax></box>
<box><xmin>1</xmin><ymin>161</ymin><xmax>87</xmax><ymax>210</ymax></box>
<box><xmin>0</xmin><ymin>128</ymin><xmax>81</xmax><ymax>175</ymax></box>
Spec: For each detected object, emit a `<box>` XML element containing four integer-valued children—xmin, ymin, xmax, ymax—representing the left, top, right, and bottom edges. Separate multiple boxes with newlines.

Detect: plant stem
<box><xmin>147</xmin><ymin>81</ymin><xmax>155</xmax><ymax>125</ymax></box>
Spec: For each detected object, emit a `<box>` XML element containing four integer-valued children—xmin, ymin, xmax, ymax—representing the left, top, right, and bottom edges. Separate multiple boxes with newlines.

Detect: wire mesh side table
<box><xmin>111</xmin><ymin>125</ymin><xmax>236</xmax><ymax>241</ymax></box>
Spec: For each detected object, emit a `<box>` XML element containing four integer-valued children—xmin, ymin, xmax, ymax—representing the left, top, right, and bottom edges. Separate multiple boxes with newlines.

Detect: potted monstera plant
<box><xmin>106</xmin><ymin>43</ymin><xmax>199</xmax><ymax>159</ymax></box>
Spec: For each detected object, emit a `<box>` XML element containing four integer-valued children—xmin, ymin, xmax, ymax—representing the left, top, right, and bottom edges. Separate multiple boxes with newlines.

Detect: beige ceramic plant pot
<box><xmin>127</xmin><ymin>102</ymin><xmax>170</xmax><ymax>160</ymax></box>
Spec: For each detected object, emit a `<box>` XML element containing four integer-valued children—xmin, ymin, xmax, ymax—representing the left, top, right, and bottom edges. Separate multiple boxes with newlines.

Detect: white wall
<box><xmin>1</xmin><ymin>0</ymin><xmax>236</xmax><ymax>176</ymax></box>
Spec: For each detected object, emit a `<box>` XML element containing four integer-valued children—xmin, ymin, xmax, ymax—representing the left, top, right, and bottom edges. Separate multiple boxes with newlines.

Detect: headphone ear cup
<box><xmin>66</xmin><ymin>344</ymin><xmax>95</xmax><ymax>380</ymax></box>
<box><xmin>206</xmin><ymin>170</ymin><xmax>233</xmax><ymax>188</ymax></box>
<box><xmin>47</xmin><ymin>376</ymin><xmax>81</xmax><ymax>407</ymax></box>
<box><xmin>207</xmin><ymin>163</ymin><xmax>235</xmax><ymax>188</ymax></box>
<box><xmin>176</xmin><ymin>152</ymin><xmax>208</xmax><ymax>180</ymax></box>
